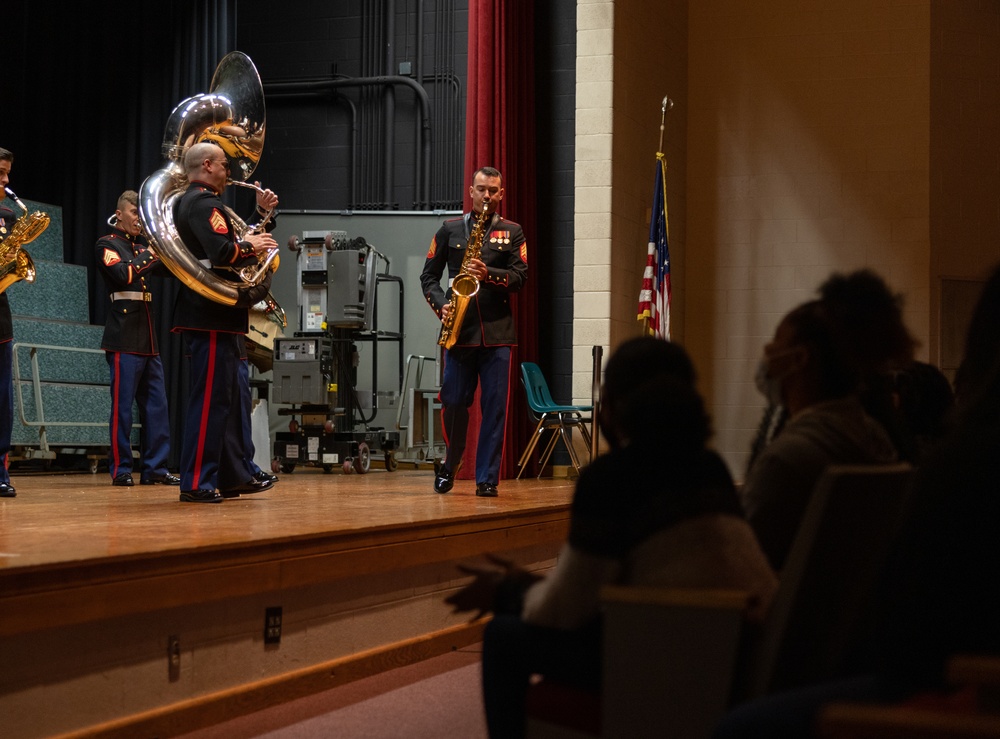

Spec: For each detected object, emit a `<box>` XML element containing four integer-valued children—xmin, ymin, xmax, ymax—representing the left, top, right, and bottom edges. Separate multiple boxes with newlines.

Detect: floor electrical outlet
<box><xmin>168</xmin><ymin>635</ymin><xmax>181</xmax><ymax>681</ymax></box>
<box><xmin>264</xmin><ymin>606</ymin><xmax>282</xmax><ymax>644</ymax></box>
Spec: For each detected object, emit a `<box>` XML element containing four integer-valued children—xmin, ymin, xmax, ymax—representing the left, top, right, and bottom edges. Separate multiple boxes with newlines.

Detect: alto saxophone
<box><xmin>0</xmin><ymin>188</ymin><xmax>49</xmax><ymax>295</ymax></box>
<box><xmin>438</xmin><ymin>207</ymin><xmax>489</xmax><ymax>350</ymax></box>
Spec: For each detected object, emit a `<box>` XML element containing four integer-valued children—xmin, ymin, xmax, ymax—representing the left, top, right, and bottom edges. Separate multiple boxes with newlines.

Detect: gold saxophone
<box><xmin>438</xmin><ymin>207</ymin><xmax>489</xmax><ymax>350</ymax></box>
<box><xmin>0</xmin><ymin>187</ymin><xmax>48</xmax><ymax>295</ymax></box>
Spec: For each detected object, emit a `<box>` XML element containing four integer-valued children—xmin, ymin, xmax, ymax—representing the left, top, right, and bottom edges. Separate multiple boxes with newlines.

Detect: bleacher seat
<box><xmin>6</xmin><ymin>198</ymin><xmax>125</xmax><ymax>462</ymax></box>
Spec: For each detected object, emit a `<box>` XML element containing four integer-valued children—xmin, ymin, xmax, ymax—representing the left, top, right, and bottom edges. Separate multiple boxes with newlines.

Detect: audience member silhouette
<box><xmin>714</xmin><ymin>262</ymin><xmax>1000</xmax><ymax>738</ymax></box>
<box><xmin>446</xmin><ymin>337</ymin><xmax>778</xmax><ymax>739</ymax></box>
<box><xmin>891</xmin><ymin>360</ymin><xmax>955</xmax><ymax>463</ymax></box>
<box><xmin>742</xmin><ymin>269</ymin><xmax>916</xmax><ymax>571</ymax></box>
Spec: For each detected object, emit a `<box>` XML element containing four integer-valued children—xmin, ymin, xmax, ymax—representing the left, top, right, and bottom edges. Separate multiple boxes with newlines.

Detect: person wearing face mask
<box><xmin>96</xmin><ymin>190</ymin><xmax>179</xmax><ymax>488</ymax></box>
<box><xmin>741</xmin><ymin>270</ymin><xmax>915</xmax><ymax>572</ymax></box>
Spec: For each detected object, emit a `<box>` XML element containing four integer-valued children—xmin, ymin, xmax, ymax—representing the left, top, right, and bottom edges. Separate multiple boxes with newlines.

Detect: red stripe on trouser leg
<box><xmin>192</xmin><ymin>332</ymin><xmax>218</xmax><ymax>488</ymax></box>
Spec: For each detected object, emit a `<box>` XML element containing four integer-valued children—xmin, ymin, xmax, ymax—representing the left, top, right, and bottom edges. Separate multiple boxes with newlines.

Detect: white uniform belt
<box><xmin>112</xmin><ymin>291</ymin><xmax>152</xmax><ymax>302</ymax></box>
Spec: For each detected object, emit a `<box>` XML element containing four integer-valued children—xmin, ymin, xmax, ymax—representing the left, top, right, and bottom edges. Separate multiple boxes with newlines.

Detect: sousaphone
<box><xmin>138</xmin><ymin>51</ymin><xmax>278</xmax><ymax>306</ymax></box>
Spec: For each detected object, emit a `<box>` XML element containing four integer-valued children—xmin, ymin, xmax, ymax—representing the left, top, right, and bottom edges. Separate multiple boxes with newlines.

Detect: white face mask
<box><xmin>754</xmin><ymin>356</ymin><xmax>784</xmax><ymax>406</ymax></box>
<box><xmin>754</xmin><ymin>348</ymin><xmax>800</xmax><ymax>407</ymax></box>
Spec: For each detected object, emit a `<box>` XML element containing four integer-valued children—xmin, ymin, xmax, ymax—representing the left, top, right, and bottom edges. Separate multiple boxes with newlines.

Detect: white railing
<box><xmin>11</xmin><ymin>342</ymin><xmax>123</xmax><ymax>456</ymax></box>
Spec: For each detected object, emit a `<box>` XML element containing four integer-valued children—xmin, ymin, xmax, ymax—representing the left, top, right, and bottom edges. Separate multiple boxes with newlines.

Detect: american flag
<box><xmin>637</xmin><ymin>153</ymin><xmax>671</xmax><ymax>339</ymax></box>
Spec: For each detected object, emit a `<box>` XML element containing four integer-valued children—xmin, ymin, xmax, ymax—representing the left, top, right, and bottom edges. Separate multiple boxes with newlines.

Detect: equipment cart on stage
<box><xmin>271</xmin><ymin>233</ymin><xmax>402</xmax><ymax>474</ymax></box>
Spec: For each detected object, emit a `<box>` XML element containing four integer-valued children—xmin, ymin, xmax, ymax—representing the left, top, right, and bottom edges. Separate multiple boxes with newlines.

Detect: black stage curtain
<box><xmin>3</xmin><ymin>0</ymin><xmax>237</xmax><ymax>469</ymax></box>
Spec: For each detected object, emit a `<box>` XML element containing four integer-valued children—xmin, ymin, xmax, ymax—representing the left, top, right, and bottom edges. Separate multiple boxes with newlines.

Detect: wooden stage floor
<box><xmin>0</xmin><ymin>466</ymin><xmax>575</xmax><ymax>636</ymax></box>
<box><xmin>0</xmin><ymin>466</ymin><xmax>575</xmax><ymax>570</ymax></box>
<box><xmin>0</xmin><ymin>467</ymin><xmax>575</xmax><ymax>738</ymax></box>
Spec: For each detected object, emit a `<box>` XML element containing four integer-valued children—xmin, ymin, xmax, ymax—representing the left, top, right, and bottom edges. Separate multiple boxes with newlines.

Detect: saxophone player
<box><xmin>419</xmin><ymin>166</ymin><xmax>529</xmax><ymax>497</ymax></box>
<box><xmin>0</xmin><ymin>148</ymin><xmax>19</xmax><ymax>497</ymax></box>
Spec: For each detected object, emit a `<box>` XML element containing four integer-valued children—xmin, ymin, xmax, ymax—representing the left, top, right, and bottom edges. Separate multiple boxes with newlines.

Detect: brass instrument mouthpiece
<box><xmin>4</xmin><ymin>187</ymin><xmax>29</xmax><ymax>214</ymax></box>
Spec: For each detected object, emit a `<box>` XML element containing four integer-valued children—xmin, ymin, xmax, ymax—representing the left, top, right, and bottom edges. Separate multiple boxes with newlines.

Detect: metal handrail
<box><xmin>11</xmin><ymin>343</ymin><xmax>122</xmax><ymax>455</ymax></box>
<box><xmin>395</xmin><ymin>353</ymin><xmax>439</xmax><ymax>432</ymax></box>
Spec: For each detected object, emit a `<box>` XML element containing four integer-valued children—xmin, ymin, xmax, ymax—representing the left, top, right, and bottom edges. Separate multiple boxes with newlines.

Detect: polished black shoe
<box><xmin>253</xmin><ymin>469</ymin><xmax>279</xmax><ymax>484</ymax></box>
<box><xmin>141</xmin><ymin>473</ymin><xmax>181</xmax><ymax>486</ymax></box>
<box><xmin>179</xmin><ymin>489</ymin><xmax>223</xmax><ymax>503</ymax></box>
<box><xmin>220</xmin><ymin>478</ymin><xmax>275</xmax><ymax>499</ymax></box>
<box><xmin>433</xmin><ymin>465</ymin><xmax>455</xmax><ymax>494</ymax></box>
<box><xmin>475</xmin><ymin>482</ymin><xmax>499</xmax><ymax>497</ymax></box>
<box><xmin>0</xmin><ymin>483</ymin><xmax>15</xmax><ymax>498</ymax></box>
<box><xmin>112</xmin><ymin>473</ymin><xmax>134</xmax><ymax>487</ymax></box>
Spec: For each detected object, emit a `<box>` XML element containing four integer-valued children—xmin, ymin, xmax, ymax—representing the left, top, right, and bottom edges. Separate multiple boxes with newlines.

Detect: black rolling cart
<box><xmin>271</xmin><ymin>234</ymin><xmax>403</xmax><ymax>474</ymax></box>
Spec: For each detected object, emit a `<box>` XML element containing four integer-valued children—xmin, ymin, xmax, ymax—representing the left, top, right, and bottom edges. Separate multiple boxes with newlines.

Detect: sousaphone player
<box><xmin>169</xmin><ymin>142</ymin><xmax>278</xmax><ymax>503</ymax></box>
<box><xmin>139</xmin><ymin>52</ymin><xmax>280</xmax><ymax>503</ymax></box>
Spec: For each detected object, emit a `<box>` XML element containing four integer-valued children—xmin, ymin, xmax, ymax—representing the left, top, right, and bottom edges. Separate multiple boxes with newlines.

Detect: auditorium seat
<box><xmin>817</xmin><ymin>654</ymin><xmax>1000</xmax><ymax>737</ymax></box>
<box><xmin>818</xmin><ymin>700</ymin><xmax>1000</xmax><ymax>738</ymax></box>
<box><xmin>526</xmin><ymin>587</ymin><xmax>751</xmax><ymax>739</ymax></box>
<box><xmin>527</xmin><ymin>463</ymin><xmax>915</xmax><ymax>739</ymax></box>
<box><xmin>948</xmin><ymin>655</ymin><xmax>1000</xmax><ymax>713</ymax></box>
<box><xmin>734</xmin><ymin>462</ymin><xmax>916</xmax><ymax>702</ymax></box>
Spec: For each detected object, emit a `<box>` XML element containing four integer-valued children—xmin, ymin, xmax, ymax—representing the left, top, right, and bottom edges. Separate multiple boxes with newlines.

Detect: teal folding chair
<box><xmin>516</xmin><ymin>362</ymin><xmax>593</xmax><ymax>479</ymax></box>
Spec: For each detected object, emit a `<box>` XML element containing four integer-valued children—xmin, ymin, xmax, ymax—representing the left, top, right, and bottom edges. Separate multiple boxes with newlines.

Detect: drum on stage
<box><xmin>247</xmin><ymin>308</ymin><xmax>283</xmax><ymax>372</ymax></box>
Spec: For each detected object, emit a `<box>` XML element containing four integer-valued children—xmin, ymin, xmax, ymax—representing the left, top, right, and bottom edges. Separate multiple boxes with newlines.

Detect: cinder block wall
<box><xmin>573</xmin><ymin>0</ymin><xmax>689</xmax><ymax>403</ymax></box>
<box><xmin>929</xmin><ymin>1</ymin><xmax>1000</xmax><ymax>363</ymax></box>
<box><xmin>576</xmin><ymin>1</ymin><xmax>1000</xmax><ymax>480</ymax></box>
<box><xmin>684</xmin><ymin>1</ymin><xmax>933</xmax><ymax>478</ymax></box>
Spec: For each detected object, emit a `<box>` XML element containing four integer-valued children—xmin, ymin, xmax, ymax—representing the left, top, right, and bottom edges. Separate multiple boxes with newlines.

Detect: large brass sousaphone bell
<box><xmin>139</xmin><ymin>51</ymin><xmax>279</xmax><ymax>307</ymax></box>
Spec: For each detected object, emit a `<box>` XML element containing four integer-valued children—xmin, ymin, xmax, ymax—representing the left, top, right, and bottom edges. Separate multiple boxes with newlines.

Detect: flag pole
<box><xmin>638</xmin><ymin>96</ymin><xmax>675</xmax><ymax>336</ymax></box>
<box><xmin>636</xmin><ymin>96</ymin><xmax>676</xmax><ymax>338</ymax></box>
<box><xmin>658</xmin><ymin>95</ymin><xmax>674</xmax><ymax>153</ymax></box>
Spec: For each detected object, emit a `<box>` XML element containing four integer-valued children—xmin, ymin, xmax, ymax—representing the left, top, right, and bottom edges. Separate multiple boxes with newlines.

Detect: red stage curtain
<box><xmin>456</xmin><ymin>0</ymin><xmax>538</xmax><ymax>480</ymax></box>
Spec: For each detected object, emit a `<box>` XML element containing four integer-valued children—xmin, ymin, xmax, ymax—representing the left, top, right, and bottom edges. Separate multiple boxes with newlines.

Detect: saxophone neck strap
<box><xmin>465</xmin><ymin>211</ymin><xmax>497</xmax><ymax>240</ymax></box>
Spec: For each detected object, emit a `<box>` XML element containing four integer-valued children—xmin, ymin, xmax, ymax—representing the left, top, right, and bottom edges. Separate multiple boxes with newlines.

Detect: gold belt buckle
<box><xmin>143</xmin><ymin>293</ymin><xmax>152</xmax><ymax>302</ymax></box>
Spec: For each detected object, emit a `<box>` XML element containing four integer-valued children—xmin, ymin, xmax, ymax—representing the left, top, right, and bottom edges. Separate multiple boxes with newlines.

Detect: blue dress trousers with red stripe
<box><xmin>96</xmin><ymin>228</ymin><xmax>172</xmax><ymax>480</ymax></box>
<box><xmin>419</xmin><ymin>212</ymin><xmax>528</xmax><ymax>485</ymax></box>
<box><xmin>171</xmin><ymin>181</ymin><xmax>267</xmax><ymax>492</ymax></box>
<box><xmin>0</xmin><ymin>202</ymin><xmax>19</xmax><ymax>485</ymax></box>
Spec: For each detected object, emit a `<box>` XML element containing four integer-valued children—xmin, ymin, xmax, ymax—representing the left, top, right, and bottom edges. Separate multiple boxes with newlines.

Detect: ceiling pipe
<box><xmin>264</xmin><ymin>75</ymin><xmax>432</xmax><ymax>208</ymax></box>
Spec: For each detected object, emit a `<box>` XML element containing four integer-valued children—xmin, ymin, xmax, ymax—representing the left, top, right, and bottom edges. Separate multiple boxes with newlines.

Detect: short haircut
<box><xmin>118</xmin><ymin>190</ymin><xmax>138</xmax><ymax>210</ymax></box>
<box><xmin>473</xmin><ymin>166</ymin><xmax>502</xmax><ymax>184</ymax></box>
<box><xmin>601</xmin><ymin>336</ymin><xmax>711</xmax><ymax>450</ymax></box>
<box><xmin>183</xmin><ymin>141</ymin><xmax>224</xmax><ymax>174</ymax></box>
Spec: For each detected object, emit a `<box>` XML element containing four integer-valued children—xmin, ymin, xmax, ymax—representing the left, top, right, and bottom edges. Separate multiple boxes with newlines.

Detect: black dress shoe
<box><xmin>112</xmin><ymin>473</ymin><xmax>134</xmax><ymax>487</ymax></box>
<box><xmin>179</xmin><ymin>489</ymin><xmax>223</xmax><ymax>503</ymax></box>
<box><xmin>0</xmin><ymin>483</ymin><xmax>15</xmax><ymax>498</ymax></box>
<box><xmin>475</xmin><ymin>482</ymin><xmax>499</xmax><ymax>497</ymax></box>
<box><xmin>220</xmin><ymin>478</ymin><xmax>274</xmax><ymax>498</ymax></box>
<box><xmin>141</xmin><ymin>473</ymin><xmax>181</xmax><ymax>486</ymax></box>
<box><xmin>253</xmin><ymin>469</ymin><xmax>279</xmax><ymax>484</ymax></box>
<box><xmin>434</xmin><ymin>466</ymin><xmax>455</xmax><ymax>494</ymax></box>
